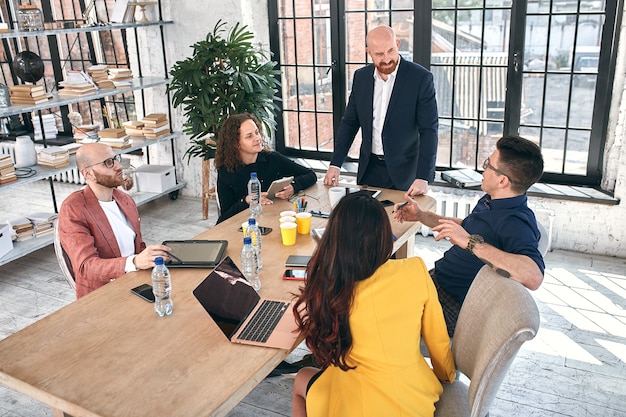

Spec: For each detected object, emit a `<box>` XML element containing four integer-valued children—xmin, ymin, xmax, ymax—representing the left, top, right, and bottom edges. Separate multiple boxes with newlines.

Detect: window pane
<box><xmin>564</xmin><ymin>130</ymin><xmax>590</xmax><ymax>175</ymax></box>
<box><xmin>543</xmin><ymin>73</ymin><xmax>571</xmax><ymax>127</ymax></box>
<box><xmin>345</xmin><ymin>13</ymin><xmax>367</xmax><ymax>63</ymax></box>
<box><xmin>541</xmin><ymin>128</ymin><xmax>566</xmax><ymax>173</ymax></box>
<box><xmin>317</xmin><ymin>113</ymin><xmax>334</xmax><ymax>153</ymax></box>
<box><xmin>298</xmin><ymin>112</ymin><xmax>318</xmax><ymax>150</ymax></box>
<box><xmin>281</xmin><ymin>66</ymin><xmax>298</xmax><ymax>110</ymax></box>
<box><xmin>522</xmin><ymin>74</ymin><xmax>545</xmax><ymax>126</ymax></box>
<box><xmin>279</xmin><ymin>0</ymin><xmax>294</xmax><ymax>17</ymax></box>
<box><xmin>295</xmin><ymin>0</ymin><xmax>312</xmax><ymax>17</ymax></box>
<box><xmin>295</xmin><ymin>19</ymin><xmax>313</xmax><ymax>65</ymax></box>
<box><xmin>314</xmin><ymin>0</ymin><xmax>330</xmax><ymax>17</ymax></box>
<box><xmin>279</xmin><ymin>20</ymin><xmax>296</xmax><ymax>65</ymax></box>
<box><xmin>297</xmin><ymin>66</ymin><xmax>316</xmax><ymax>111</ymax></box>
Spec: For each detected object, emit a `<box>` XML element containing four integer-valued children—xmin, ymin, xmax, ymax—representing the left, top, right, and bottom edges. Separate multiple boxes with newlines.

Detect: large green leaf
<box><xmin>167</xmin><ymin>19</ymin><xmax>281</xmax><ymax>162</ymax></box>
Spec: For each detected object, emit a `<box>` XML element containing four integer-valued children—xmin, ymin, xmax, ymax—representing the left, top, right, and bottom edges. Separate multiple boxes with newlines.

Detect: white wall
<box><xmin>144</xmin><ymin>0</ymin><xmax>625</xmax><ymax>257</ymax></box>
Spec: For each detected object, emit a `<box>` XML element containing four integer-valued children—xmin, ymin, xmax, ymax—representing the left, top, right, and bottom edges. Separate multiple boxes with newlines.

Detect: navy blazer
<box><xmin>330</xmin><ymin>57</ymin><xmax>439</xmax><ymax>190</ymax></box>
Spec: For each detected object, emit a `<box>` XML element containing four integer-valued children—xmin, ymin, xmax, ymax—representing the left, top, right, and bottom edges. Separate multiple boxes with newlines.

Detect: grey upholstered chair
<box><xmin>434</xmin><ymin>265</ymin><xmax>540</xmax><ymax>417</ymax></box>
<box><xmin>53</xmin><ymin>221</ymin><xmax>76</xmax><ymax>292</ymax></box>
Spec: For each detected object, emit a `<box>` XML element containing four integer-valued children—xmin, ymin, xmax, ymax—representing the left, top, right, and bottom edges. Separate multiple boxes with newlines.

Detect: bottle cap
<box><xmin>248</xmin><ymin>218</ymin><xmax>256</xmax><ymax>225</ymax></box>
<box><xmin>250</xmin><ymin>172</ymin><xmax>257</xmax><ymax>179</ymax></box>
<box><xmin>243</xmin><ymin>237</ymin><xmax>252</xmax><ymax>244</ymax></box>
<box><xmin>155</xmin><ymin>256</ymin><xmax>164</xmax><ymax>265</ymax></box>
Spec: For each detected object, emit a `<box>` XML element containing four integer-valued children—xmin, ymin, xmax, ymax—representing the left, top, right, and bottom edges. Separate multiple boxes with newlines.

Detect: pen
<box><xmin>391</xmin><ymin>201</ymin><xmax>409</xmax><ymax>213</ymax></box>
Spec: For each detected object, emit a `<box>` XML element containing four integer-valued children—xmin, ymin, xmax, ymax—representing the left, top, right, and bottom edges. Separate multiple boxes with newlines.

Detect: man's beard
<box><xmin>376</xmin><ymin>57</ymin><xmax>399</xmax><ymax>75</ymax></box>
<box><xmin>93</xmin><ymin>169</ymin><xmax>124</xmax><ymax>188</ymax></box>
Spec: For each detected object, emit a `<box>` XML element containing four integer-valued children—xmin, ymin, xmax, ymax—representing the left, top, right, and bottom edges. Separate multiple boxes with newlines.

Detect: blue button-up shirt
<box><xmin>434</xmin><ymin>193</ymin><xmax>545</xmax><ymax>304</ymax></box>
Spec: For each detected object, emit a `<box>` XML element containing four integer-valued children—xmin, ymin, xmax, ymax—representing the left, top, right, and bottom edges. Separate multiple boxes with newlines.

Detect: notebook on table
<box><xmin>441</xmin><ymin>168</ymin><xmax>483</xmax><ymax>188</ymax></box>
<box><xmin>192</xmin><ymin>256</ymin><xmax>300</xmax><ymax>349</ymax></box>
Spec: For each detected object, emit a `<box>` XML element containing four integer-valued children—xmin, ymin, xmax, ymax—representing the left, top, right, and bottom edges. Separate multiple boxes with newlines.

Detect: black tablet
<box><xmin>162</xmin><ymin>240</ymin><xmax>228</xmax><ymax>268</ymax></box>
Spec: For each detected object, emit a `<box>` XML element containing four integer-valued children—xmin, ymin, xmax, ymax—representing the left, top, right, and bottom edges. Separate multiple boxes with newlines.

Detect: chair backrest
<box><xmin>537</xmin><ymin>220</ymin><xmax>550</xmax><ymax>256</ymax></box>
<box><xmin>53</xmin><ymin>221</ymin><xmax>76</xmax><ymax>292</ymax></box>
<box><xmin>452</xmin><ymin>265</ymin><xmax>540</xmax><ymax>417</ymax></box>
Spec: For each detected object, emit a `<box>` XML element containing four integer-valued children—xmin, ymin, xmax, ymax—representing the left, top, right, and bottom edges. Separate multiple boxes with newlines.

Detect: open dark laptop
<box><xmin>192</xmin><ymin>256</ymin><xmax>300</xmax><ymax>349</ymax></box>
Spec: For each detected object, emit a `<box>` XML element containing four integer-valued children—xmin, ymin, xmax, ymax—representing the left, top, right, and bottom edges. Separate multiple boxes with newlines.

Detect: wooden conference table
<box><xmin>0</xmin><ymin>182</ymin><xmax>434</xmax><ymax>417</ymax></box>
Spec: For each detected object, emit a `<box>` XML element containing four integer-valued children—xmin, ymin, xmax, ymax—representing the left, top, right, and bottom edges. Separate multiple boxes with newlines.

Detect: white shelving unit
<box><xmin>0</xmin><ymin>15</ymin><xmax>183</xmax><ymax>266</ymax></box>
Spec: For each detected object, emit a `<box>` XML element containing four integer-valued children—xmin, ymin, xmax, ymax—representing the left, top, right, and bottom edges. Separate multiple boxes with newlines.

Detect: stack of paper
<box><xmin>32</xmin><ymin>113</ymin><xmax>58</xmax><ymax>140</ymax></box>
<box><xmin>0</xmin><ymin>154</ymin><xmax>17</xmax><ymax>185</ymax></box>
<box><xmin>123</xmin><ymin>120</ymin><xmax>144</xmax><ymax>137</ymax></box>
<box><xmin>6</xmin><ymin>216</ymin><xmax>33</xmax><ymax>242</ymax></box>
<box><xmin>61</xmin><ymin>142</ymin><xmax>82</xmax><ymax>155</ymax></box>
<box><xmin>74</xmin><ymin>124</ymin><xmax>100</xmax><ymax>143</ymax></box>
<box><xmin>98</xmin><ymin>128</ymin><xmax>131</xmax><ymax>149</ymax></box>
<box><xmin>9</xmin><ymin>84</ymin><xmax>50</xmax><ymax>105</ymax></box>
<box><xmin>141</xmin><ymin>113</ymin><xmax>170</xmax><ymax>139</ymax></box>
<box><xmin>25</xmin><ymin>212</ymin><xmax>58</xmax><ymax>238</ymax></box>
<box><xmin>87</xmin><ymin>65</ymin><xmax>114</xmax><ymax>88</ymax></box>
<box><xmin>58</xmin><ymin>70</ymin><xmax>98</xmax><ymax>96</ymax></box>
<box><xmin>37</xmin><ymin>146</ymin><xmax>70</xmax><ymax>169</ymax></box>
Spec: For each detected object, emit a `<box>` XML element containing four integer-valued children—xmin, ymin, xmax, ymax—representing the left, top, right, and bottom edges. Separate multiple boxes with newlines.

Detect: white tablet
<box><xmin>266</xmin><ymin>176</ymin><xmax>294</xmax><ymax>199</ymax></box>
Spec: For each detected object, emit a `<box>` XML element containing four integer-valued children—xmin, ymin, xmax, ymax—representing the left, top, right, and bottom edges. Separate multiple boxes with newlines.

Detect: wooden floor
<box><xmin>1</xmin><ymin>181</ymin><xmax>625</xmax><ymax>417</ymax></box>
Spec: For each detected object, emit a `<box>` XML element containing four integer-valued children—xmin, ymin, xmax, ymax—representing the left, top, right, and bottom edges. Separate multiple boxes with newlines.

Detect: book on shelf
<box><xmin>111</xmin><ymin>80</ymin><xmax>132</xmax><ymax>88</ymax></box>
<box><xmin>7</xmin><ymin>216</ymin><xmax>31</xmax><ymax>230</ymax></box>
<box><xmin>142</xmin><ymin>124</ymin><xmax>170</xmax><ymax>134</ymax></box>
<box><xmin>100</xmin><ymin>140</ymin><xmax>131</xmax><ymax>149</ymax></box>
<box><xmin>0</xmin><ymin>175</ymin><xmax>17</xmax><ymax>185</ymax></box>
<box><xmin>38</xmin><ymin>160</ymin><xmax>71</xmax><ymax>169</ymax></box>
<box><xmin>9</xmin><ymin>84</ymin><xmax>45</xmax><ymax>93</ymax></box>
<box><xmin>142</xmin><ymin>113</ymin><xmax>167</xmax><ymax>124</ymax></box>
<box><xmin>0</xmin><ymin>165</ymin><xmax>15</xmax><ymax>176</ymax></box>
<box><xmin>98</xmin><ymin>128</ymin><xmax>127</xmax><ymax>139</ymax></box>
<box><xmin>58</xmin><ymin>87</ymin><xmax>97</xmax><ymax>96</ymax></box>
<box><xmin>0</xmin><ymin>154</ymin><xmax>14</xmax><ymax>168</ymax></box>
<box><xmin>10</xmin><ymin>89</ymin><xmax>48</xmax><ymax>99</ymax></box>
<box><xmin>10</xmin><ymin>95</ymin><xmax>52</xmax><ymax>105</ymax></box>
<box><xmin>61</xmin><ymin>143</ymin><xmax>82</xmax><ymax>155</ymax></box>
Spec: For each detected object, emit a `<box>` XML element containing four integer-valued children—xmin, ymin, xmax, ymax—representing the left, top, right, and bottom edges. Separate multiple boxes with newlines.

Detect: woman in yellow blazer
<box><xmin>292</xmin><ymin>191</ymin><xmax>456</xmax><ymax>417</ymax></box>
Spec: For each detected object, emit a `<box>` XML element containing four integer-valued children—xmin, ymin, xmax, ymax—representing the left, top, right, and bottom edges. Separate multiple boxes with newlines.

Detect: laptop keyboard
<box><xmin>238</xmin><ymin>300</ymin><xmax>289</xmax><ymax>343</ymax></box>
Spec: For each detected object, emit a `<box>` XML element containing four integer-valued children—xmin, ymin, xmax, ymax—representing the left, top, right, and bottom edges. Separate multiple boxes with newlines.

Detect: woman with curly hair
<box><xmin>292</xmin><ymin>191</ymin><xmax>455</xmax><ymax>417</ymax></box>
<box><xmin>214</xmin><ymin>113</ymin><xmax>317</xmax><ymax>223</ymax></box>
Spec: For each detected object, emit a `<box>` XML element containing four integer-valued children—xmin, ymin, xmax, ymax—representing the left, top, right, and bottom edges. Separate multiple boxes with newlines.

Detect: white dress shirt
<box><xmin>371</xmin><ymin>66</ymin><xmax>398</xmax><ymax>156</ymax></box>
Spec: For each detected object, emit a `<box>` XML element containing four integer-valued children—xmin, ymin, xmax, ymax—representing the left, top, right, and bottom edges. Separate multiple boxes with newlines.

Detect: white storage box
<box><xmin>0</xmin><ymin>224</ymin><xmax>14</xmax><ymax>259</ymax></box>
<box><xmin>134</xmin><ymin>165</ymin><xmax>176</xmax><ymax>193</ymax></box>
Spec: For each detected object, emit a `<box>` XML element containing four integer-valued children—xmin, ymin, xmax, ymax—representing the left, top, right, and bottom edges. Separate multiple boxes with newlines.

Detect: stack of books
<box><xmin>98</xmin><ymin>128</ymin><xmax>131</xmax><ymax>149</ymax></box>
<box><xmin>25</xmin><ymin>212</ymin><xmax>58</xmax><ymax>238</ymax></box>
<box><xmin>74</xmin><ymin>124</ymin><xmax>100</xmax><ymax>143</ymax></box>
<box><xmin>32</xmin><ymin>113</ymin><xmax>58</xmax><ymax>141</ymax></box>
<box><xmin>58</xmin><ymin>70</ymin><xmax>98</xmax><ymax>96</ymax></box>
<box><xmin>87</xmin><ymin>65</ymin><xmax>114</xmax><ymax>88</ymax></box>
<box><xmin>7</xmin><ymin>216</ymin><xmax>34</xmax><ymax>242</ymax></box>
<box><xmin>61</xmin><ymin>142</ymin><xmax>82</xmax><ymax>156</ymax></box>
<box><xmin>37</xmin><ymin>146</ymin><xmax>70</xmax><ymax>169</ymax></box>
<box><xmin>108</xmin><ymin>67</ymin><xmax>133</xmax><ymax>88</ymax></box>
<box><xmin>0</xmin><ymin>154</ymin><xmax>17</xmax><ymax>185</ymax></box>
<box><xmin>9</xmin><ymin>84</ymin><xmax>50</xmax><ymax>105</ymax></box>
<box><xmin>141</xmin><ymin>113</ymin><xmax>170</xmax><ymax>139</ymax></box>
<box><xmin>123</xmin><ymin>120</ymin><xmax>144</xmax><ymax>137</ymax></box>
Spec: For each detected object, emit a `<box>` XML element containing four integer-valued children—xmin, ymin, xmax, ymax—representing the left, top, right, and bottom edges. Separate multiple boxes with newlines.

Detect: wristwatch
<box><xmin>466</xmin><ymin>234</ymin><xmax>484</xmax><ymax>254</ymax></box>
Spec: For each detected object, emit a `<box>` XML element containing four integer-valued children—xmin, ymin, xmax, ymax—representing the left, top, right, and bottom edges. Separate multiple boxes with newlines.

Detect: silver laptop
<box><xmin>192</xmin><ymin>256</ymin><xmax>300</xmax><ymax>349</ymax></box>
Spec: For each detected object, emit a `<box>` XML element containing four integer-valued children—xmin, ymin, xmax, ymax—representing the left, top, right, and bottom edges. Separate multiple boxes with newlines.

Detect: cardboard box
<box><xmin>0</xmin><ymin>224</ymin><xmax>14</xmax><ymax>259</ymax></box>
<box><xmin>134</xmin><ymin>165</ymin><xmax>176</xmax><ymax>193</ymax></box>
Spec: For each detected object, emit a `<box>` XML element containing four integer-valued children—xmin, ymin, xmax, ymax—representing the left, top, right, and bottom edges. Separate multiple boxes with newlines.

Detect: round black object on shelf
<box><xmin>13</xmin><ymin>51</ymin><xmax>45</xmax><ymax>83</ymax></box>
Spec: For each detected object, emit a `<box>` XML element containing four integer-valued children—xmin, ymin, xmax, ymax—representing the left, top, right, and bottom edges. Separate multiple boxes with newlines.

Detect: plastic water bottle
<box><xmin>248</xmin><ymin>172</ymin><xmax>262</xmax><ymax>217</ymax></box>
<box><xmin>152</xmin><ymin>257</ymin><xmax>173</xmax><ymax>317</ymax></box>
<box><xmin>245</xmin><ymin>217</ymin><xmax>263</xmax><ymax>270</ymax></box>
<box><xmin>240</xmin><ymin>237</ymin><xmax>261</xmax><ymax>291</ymax></box>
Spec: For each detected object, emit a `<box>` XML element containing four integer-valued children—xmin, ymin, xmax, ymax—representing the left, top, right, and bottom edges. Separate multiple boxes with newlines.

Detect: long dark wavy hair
<box><xmin>293</xmin><ymin>191</ymin><xmax>394</xmax><ymax>371</ymax></box>
<box><xmin>214</xmin><ymin>113</ymin><xmax>270</xmax><ymax>172</ymax></box>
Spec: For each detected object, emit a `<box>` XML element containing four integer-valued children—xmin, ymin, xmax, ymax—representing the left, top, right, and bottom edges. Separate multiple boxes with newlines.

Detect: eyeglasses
<box><xmin>482</xmin><ymin>157</ymin><xmax>516</xmax><ymax>184</ymax></box>
<box><xmin>85</xmin><ymin>154</ymin><xmax>122</xmax><ymax>169</ymax></box>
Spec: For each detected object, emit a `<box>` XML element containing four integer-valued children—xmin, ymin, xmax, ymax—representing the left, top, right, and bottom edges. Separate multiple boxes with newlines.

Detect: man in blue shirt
<box><xmin>394</xmin><ymin>135</ymin><xmax>545</xmax><ymax>336</ymax></box>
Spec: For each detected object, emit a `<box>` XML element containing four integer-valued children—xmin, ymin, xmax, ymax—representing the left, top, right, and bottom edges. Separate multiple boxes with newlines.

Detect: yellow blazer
<box><xmin>306</xmin><ymin>257</ymin><xmax>455</xmax><ymax>417</ymax></box>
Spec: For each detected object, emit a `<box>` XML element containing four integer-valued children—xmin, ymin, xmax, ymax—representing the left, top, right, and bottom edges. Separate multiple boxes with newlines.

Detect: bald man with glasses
<box><xmin>394</xmin><ymin>135</ymin><xmax>545</xmax><ymax>337</ymax></box>
<box><xmin>58</xmin><ymin>143</ymin><xmax>171</xmax><ymax>298</ymax></box>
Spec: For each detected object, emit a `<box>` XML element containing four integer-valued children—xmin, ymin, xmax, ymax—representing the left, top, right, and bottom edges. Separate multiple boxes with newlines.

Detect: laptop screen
<box><xmin>192</xmin><ymin>257</ymin><xmax>259</xmax><ymax>338</ymax></box>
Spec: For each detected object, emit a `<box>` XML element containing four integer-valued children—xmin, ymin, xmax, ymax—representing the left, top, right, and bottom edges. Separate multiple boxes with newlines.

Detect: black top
<box><xmin>216</xmin><ymin>151</ymin><xmax>317</xmax><ymax>223</ymax></box>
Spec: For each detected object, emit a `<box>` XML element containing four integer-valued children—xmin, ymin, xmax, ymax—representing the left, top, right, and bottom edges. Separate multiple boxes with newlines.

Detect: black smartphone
<box><xmin>130</xmin><ymin>283</ymin><xmax>155</xmax><ymax>303</ymax></box>
<box><xmin>380</xmin><ymin>199</ymin><xmax>394</xmax><ymax>207</ymax></box>
<box><xmin>282</xmin><ymin>269</ymin><xmax>307</xmax><ymax>280</ymax></box>
<box><xmin>238</xmin><ymin>226</ymin><xmax>273</xmax><ymax>235</ymax></box>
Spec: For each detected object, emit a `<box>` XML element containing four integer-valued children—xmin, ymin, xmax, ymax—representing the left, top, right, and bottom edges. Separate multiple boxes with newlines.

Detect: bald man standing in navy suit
<box><xmin>324</xmin><ymin>25</ymin><xmax>439</xmax><ymax>196</ymax></box>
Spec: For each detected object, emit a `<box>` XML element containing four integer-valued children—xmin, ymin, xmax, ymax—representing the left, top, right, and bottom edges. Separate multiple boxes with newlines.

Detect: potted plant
<box><xmin>168</xmin><ymin>20</ymin><xmax>281</xmax><ymax>218</ymax></box>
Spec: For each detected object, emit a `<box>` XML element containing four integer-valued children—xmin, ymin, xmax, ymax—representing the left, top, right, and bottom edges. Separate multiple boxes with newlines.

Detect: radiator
<box><xmin>419</xmin><ymin>190</ymin><xmax>481</xmax><ymax>237</ymax></box>
<box><xmin>0</xmin><ymin>142</ymin><xmax>86</xmax><ymax>184</ymax></box>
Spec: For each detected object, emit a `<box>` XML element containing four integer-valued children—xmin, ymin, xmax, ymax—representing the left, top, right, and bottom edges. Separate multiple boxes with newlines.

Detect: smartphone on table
<box><xmin>282</xmin><ymin>269</ymin><xmax>307</xmax><ymax>281</ymax></box>
<box><xmin>131</xmin><ymin>283</ymin><xmax>155</xmax><ymax>302</ymax></box>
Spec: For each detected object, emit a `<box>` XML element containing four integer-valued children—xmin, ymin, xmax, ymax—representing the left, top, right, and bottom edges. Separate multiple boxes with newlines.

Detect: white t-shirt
<box><xmin>99</xmin><ymin>199</ymin><xmax>137</xmax><ymax>259</ymax></box>
<box><xmin>371</xmin><ymin>66</ymin><xmax>398</xmax><ymax>156</ymax></box>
